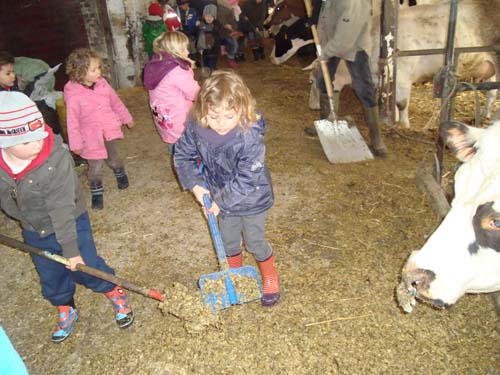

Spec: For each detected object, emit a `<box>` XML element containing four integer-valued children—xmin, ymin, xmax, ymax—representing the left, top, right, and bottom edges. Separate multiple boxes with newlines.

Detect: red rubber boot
<box><xmin>257</xmin><ymin>254</ymin><xmax>280</xmax><ymax>307</ymax></box>
<box><xmin>227</xmin><ymin>252</ymin><xmax>243</xmax><ymax>268</ymax></box>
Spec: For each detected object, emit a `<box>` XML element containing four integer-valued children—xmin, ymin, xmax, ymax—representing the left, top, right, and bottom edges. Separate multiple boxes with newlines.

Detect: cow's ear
<box><xmin>440</xmin><ymin>121</ymin><xmax>483</xmax><ymax>162</ymax></box>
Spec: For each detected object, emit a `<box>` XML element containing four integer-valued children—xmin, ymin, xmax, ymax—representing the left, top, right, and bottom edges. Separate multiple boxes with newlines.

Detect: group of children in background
<box><xmin>0</xmin><ymin>0</ymin><xmax>280</xmax><ymax>348</ymax></box>
<box><xmin>143</xmin><ymin>0</ymin><xmax>268</xmax><ymax>76</ymax></box>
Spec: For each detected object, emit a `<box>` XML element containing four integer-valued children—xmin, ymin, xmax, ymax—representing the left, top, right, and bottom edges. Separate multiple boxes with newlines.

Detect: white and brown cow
<box><xmin>397</xmin><ymin>121</ymin><xmax>500</xmax><ymax>314</ymax></box>
<box><xmin>308</xmin><ymin>0</ymin><xmax>499</xmax><ymax>127</ymax></box>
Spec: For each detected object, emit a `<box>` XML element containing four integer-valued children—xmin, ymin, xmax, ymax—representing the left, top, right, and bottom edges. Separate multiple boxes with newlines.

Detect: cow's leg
<box><xmin>347</xmin><ymin>51</ymin><xmax>388</xmax><ymax>157</ymax></box>
<box><xmin>395</xmin><ymin>83</ymin><xmax>411</xmax><ymax>128</ymax></box>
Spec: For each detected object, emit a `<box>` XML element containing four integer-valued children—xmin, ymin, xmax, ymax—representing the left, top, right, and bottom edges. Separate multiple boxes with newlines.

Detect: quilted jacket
<box><xmin>174</xmin><ymin>115</ymin><xmax>274</xmax><ymax>217</ymax></box>
<box><xmin>64</xmin><ymin>77</ymin><xmax>132</xmax><ymax>160</ymax></box>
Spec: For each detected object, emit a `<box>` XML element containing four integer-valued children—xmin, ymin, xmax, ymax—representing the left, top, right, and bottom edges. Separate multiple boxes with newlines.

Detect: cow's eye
<box><xmin>489</xmin><ymin>219</ymin><xmax>500</xmax><ymax>229</ymax></box>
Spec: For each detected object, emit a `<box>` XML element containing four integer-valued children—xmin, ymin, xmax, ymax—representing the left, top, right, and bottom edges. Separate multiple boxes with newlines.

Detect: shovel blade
<box><xmin>199</xmin><ymin>266</ymin><xmax>262</xmax><ymax>311</ymax></box>
<box><xmin>314</xmin><ymin>118</ymin><xmax>374</xmax><ymax>163</ymax></box>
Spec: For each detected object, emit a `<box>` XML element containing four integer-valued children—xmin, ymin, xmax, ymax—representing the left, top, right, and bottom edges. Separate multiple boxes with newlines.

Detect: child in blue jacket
<box><xmin>173</xmin><ymin>70</ymin><xmax>280</xmax><ymax>306</ymax></box>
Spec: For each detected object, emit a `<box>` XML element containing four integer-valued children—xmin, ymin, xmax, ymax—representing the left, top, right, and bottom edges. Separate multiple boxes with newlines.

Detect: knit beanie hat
<box><xmin>148</xmin><ymin>2</ymin><xmax>164</xmax><ymax>17</ymax></box>
<box><xmin>203</xmin><ymin>4</ymin><xmax>217</xmax><ymax>18</ymax></box>
<box><xmin>0</xmin><ymin>92</ymin><xmax>48</xmax><ymax>148</ymax></box>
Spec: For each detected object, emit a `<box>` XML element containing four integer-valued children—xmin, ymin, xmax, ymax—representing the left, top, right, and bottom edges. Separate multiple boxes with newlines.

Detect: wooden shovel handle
<box><xmin>0</xmin><ymin>233</ymin><xmax>164</xmax><ymax>302</ymax></box>
<box><xmin>303</xmin><ymin>0</ymin><xmax>336</xmax><ymax>112</ymax></box>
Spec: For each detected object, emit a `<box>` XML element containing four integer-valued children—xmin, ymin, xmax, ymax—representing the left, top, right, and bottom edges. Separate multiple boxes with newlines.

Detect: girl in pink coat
<box><xmin>64</xmin><ymin>48</ymin><xmax>134</xmax><ymax>210</ymax></box>
<box><xmin>143</xmin><ymin>31</ymin><xmax>200</xmax><ymax>154</ymax></box>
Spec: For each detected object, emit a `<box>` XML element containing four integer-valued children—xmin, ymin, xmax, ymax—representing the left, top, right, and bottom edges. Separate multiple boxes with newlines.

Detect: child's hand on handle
<box><xmin>125</xmin><ymin>121</ymin><xmax>135</xmax><ymax>129</ymax></box>
<box><xmin>192</xmin><ymin>185</ymin><xmax>220</xmax><ymax>217</ymax></box>
<box><xmin>205</xmin><ymin>200</ymin><xmax>220</xmax><ymax>217</ymax></box>
<box><xmin>67</xmin><ymin>255</ymin><xmax>85</xmax><ymax>271</ymax></box>
<box><xmin>192</xmin><ymin>184</ymin><xmax>210</xmax><ymax>204</ymax></box>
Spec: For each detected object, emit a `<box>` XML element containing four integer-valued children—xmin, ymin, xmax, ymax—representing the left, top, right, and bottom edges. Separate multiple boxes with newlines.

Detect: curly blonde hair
<box><xmin>192</xmin><ymin>70</ymin><xmax>258</xmax><ymax>129</ymax></box>
<box><xmin>65</xmin><ymin>48</ymin><xmax>102</xmax><ymax>84</ymax></box>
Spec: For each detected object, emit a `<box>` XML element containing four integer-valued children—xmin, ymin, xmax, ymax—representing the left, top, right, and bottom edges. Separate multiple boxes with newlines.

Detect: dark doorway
<box><xmin>0</xmin><ymin>0</ymin><xmax>89</xmax><ymax>90</ymax></box>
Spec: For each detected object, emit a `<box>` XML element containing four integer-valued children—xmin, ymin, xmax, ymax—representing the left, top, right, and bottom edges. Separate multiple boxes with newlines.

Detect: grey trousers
<box><xmin>87</xmin><ymin>139</ymin><xmax>124</xmax><ymax>184</ymax></box>
<box><xmin>218</xmin><ymin>211</ymin><xmax>272</xmax><ymax>262</ymax></box>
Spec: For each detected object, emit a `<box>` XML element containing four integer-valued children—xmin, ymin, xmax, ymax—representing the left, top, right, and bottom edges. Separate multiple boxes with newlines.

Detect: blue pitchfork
<box><xmin>198</xmin><ymin>194</ymin><xmax>263</xmax><ymax>311</ymax></box>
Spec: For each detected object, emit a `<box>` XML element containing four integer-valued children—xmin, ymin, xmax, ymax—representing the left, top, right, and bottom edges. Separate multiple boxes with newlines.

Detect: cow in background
<box><xmin>264</xmin><ymin>0</ymin><xmax>305</xmax><ymax>37</ymax></box>
<box><xmin>308</xmin><ymin>1</ymin><xmax>499</xmax><ymax>127</ymax></box>
<box><xmin>263</xmin><ymin>0</ymin><xmax>314</xmax><ymax>65</ymax></box>
<box><xmin>397</xmin><ymin>120</ymin><xmax>500</xmax><ymax>316</ymax></box>
<box><xmin>265</xmin><ymin>0</ymin><xmax>439</xmax><ymax>65</ymax></box>
<box><xmin>269</xmin><ymin>18</ymin><xmax>314</xmax><ymax>65</ymax></box>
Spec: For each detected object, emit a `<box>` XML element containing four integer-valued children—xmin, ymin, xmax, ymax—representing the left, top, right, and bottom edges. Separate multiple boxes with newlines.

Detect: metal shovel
<box><xmin>304</xmin><ymin>0</ymin><xmax>374</xmax><ymax>163</ymax></box>
<box><xmin>198</xmin><ymin>195</ymin><xmax>262</xmax><ymax>311</ymax></box>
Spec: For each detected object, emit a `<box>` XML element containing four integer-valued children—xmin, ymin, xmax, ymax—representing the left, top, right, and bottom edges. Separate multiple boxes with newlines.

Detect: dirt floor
<box><xmin>0</xmin><ymin>45</ymin><xmax>499</xmax><ymax>375</ymax></box>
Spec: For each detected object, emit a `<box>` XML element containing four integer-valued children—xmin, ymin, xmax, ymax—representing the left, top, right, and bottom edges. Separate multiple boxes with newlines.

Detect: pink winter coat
<box><xmin>145</xmin><ymin>55</ymin><xmax>200</xmax><ymax>144</ymax></box>
<box><xmin>64</xmin><ymin>78</ymin><xmax>132</xmax><ymax>160</ymax></box>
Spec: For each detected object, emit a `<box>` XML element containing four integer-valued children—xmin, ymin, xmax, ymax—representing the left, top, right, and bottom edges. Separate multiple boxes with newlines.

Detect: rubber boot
<box><xmin>114</xmin><ymin>168</ymin><xmax>129</xmax><ymax>190</ymax></box>
<box><xmin>227</xmin><ymin>252</ymin><xmax>243</xmax><ymax>268</ymax></box>
<box><xmin>90</xmin><ymin>181</ymin><xmax>104</xmax><ymax>210</ymax></box>
<box><xmin>363</xmin><ymin>105</ymin><xmax>388</xmax><ymax>158</ymax></box>
<box><xmin>227</xmin><ymin>58</ymin><xmax>239</xmax><ymax>69</ymax></box>
<box><xmin>252</xmin><ymin>47</ymin><xmax>260</xmax><ymax>61</ymax></box>
<box><xmin>305</xmin><ymin>93</ymin><xmax>330</xmax><ymax>136</ymax></box>
<box><xmin>257</xmin><ymin>254</ymin><xmax>280</xmax><ymax>307</ymax></box>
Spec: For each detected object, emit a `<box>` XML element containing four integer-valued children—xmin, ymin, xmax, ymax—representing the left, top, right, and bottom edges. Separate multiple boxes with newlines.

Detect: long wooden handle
<box><xmin>0</xmin><ymin>233</ymin><xmax>164</xmax><ymax>302</ymax></box>
<box><xmin>303</xmin><ymin>0</ymin><xmax>336</xmax><ymax>116</ymax></box>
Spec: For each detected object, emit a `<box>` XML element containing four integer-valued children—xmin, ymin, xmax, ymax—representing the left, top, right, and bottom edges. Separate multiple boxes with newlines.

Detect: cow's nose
<box><xmin>405</xmin><ymin>268</ymin><xmax>436</xmax><ymax>293</ymax></box>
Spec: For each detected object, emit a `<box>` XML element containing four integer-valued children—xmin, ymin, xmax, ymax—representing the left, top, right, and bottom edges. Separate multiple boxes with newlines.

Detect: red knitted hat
<box><xmin>148</xmin><ymin>2</ymin><xmax>164</xmax><ymax>17</ymax></box>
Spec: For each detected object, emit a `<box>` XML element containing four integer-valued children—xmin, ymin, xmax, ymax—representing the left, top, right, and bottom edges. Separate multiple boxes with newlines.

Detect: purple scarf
<box><xmin>143</xmin><ymin>52</ymin><xmax>191</xmax><ymax>90</ymax></box>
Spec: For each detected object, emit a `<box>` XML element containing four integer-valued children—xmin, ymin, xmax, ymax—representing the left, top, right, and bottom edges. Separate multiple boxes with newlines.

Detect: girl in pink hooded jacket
<box><xmin>143</xmin><ymin>31</ymin><xmax>200</xmax><ymax>154</ymax></box>
<box><xmin>64</xmin><ymin>48</ymin><xmax>134</xmax><ymax>210</ymax></box>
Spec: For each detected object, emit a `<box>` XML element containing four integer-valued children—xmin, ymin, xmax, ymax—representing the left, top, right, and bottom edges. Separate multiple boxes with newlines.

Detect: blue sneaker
<box><xmin>52</xmin><ymin>306</ymin><xmax>80</xmax><ymax>343</ymax></box>
<box><xmin>104</xmin><ymin>286</ymin><xmax>134</xmax><ymax>328</ymax></box>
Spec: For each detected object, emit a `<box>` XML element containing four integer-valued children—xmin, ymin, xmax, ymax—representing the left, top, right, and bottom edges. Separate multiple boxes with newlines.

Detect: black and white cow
<box><xmin>269</xmin><ymin>17</ymin><xmax>314</xmax><ymax>65</ymax></box>
<box><xmin>397</xmin><ymin>121</ymin><xmax>500</xmax><ymax>314</ymax></box>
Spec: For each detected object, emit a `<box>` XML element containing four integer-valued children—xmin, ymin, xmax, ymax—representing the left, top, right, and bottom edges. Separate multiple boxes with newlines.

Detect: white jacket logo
<box><xmin>251</xmin><ymin>161</ymin><xmax>263</xmax><ymax>171</ymax></box>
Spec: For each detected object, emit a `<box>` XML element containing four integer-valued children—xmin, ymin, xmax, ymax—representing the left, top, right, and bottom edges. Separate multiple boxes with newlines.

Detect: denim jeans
<box><xmin>23</xmin><ymin>212</ymin><xmax>116</xmax><ymax>306</ymax></box>
<box><xmin>221</xmin><ymin>36</ymin><xmax>238</xmax><ymax>59</ymax></box>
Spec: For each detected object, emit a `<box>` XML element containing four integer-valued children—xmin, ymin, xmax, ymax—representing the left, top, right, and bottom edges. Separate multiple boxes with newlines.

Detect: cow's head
<box><xmin>264</xmin><ymin>0</ymin><xmax>306</xmax><ymax>30</ymax></box>
<box><xmin>397</xmin><ymin>121</ymin><xmax>500</xmax><ymax>313</ymax></box>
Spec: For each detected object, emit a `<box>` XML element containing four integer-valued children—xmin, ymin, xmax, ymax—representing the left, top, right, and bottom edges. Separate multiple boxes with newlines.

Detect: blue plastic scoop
<box><xmin>199</xmin><ymin>195</ymin><xmax>262</xmax><ymax>311</ymax></box>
